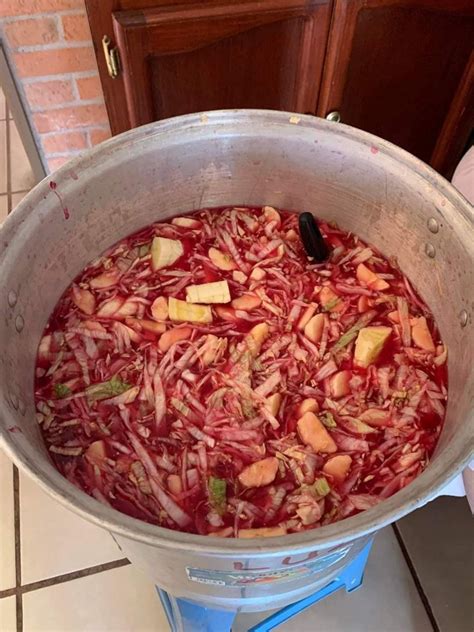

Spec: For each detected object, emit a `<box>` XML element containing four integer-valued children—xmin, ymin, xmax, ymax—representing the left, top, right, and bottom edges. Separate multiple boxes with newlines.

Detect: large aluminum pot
<box><xmin>0</xmin><ymin>110</ymin><xmax>472</xmax><ymax>612</ymax></box>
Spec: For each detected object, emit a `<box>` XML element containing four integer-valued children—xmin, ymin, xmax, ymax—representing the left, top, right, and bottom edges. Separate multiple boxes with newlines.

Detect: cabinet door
<box><xmin>86</xmin><ymin>0</ymin><xmax>332</xmax><ymax>132</ymax></box>
<box><xmin>318</xmin><ymin>0</ymin><xmax>474</xmax><ymax>176</ymax></box>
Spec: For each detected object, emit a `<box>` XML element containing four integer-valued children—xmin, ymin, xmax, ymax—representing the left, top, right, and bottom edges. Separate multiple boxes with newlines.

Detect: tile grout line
<box><xmin>12</xmin><ymin>466</ymin><xmax>23</xmax><ymax>632</ymax></box>
<box><xmin>5</xmin><ymin>102</ymin><xmax>12</xmax><ymax>215</ymax></box>
<box><xmin>0</xmin><ymin>558</ymin><xmax>131</xmax><ymax>600</ymax></box>
<box><xmin>391</xmin><ymin>524</ymin><xmax>440</xmax><ymax>632</ymax></box>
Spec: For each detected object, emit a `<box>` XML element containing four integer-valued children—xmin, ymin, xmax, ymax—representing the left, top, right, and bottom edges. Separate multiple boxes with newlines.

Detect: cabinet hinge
<box><xmin>102</xmin><ymin>35</ymin><xmax>121</xmax><ymax>79</ymax></box>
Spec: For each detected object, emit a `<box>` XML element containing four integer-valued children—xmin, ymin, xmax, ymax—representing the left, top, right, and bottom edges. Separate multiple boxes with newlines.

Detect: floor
<box><xmin>0</xmin><ymin>89</ymin><xmax>37</xmax><ymax>222</ymax></box>
<box><xmin>0</xmin><ymin>87</ymin><xmax>473</xmax><ymax>632</ymax></box>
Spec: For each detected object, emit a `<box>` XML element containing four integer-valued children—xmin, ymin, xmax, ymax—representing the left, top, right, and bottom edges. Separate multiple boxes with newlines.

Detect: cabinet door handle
<box><xmin>102</xmin><ymin>35</ymin><xmax>121</xmax><ymax>79</ymax></box>
<box><xmin>326</xmin><ymin>111</ymin><xmax>341</xmax><ymax>123</ymax></box>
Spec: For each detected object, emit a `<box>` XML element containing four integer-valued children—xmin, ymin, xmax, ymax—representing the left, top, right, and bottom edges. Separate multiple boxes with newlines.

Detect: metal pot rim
<box><xmin>1</xmin><ymin>109</ymin><xmax>473</xmax><ymax>556</ymax></box>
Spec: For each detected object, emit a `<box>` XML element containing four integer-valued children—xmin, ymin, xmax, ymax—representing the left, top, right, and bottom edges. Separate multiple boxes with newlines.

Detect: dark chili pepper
<box><xmin>298</xmin><ymin>212</ymin><xmax>330</xmax><ymax>262</ymax></box>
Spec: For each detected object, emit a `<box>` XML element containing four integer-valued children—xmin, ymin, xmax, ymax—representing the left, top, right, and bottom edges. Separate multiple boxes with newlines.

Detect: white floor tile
<box><xmin>235</xmin><ymin>528</ymin><xmax>432</xmax><ymax>632</ymax></box>
<box><xmin>397</xmin><ymin>497</ymin><xmax>474</xmax><ymax>632</ymax></box>
<box><xmin>0</xmin><ymin>120</ymin><xmax>6</xmax><ymax>194</ymax></box>
<box><xmin>10</xmin><ymin>120</ymin><xmax>36</xmax><ymax>193</ymax></box>
<box><xmin>0</xmin><ymin>450</ymin><xmax>16</xmax><ymax>591</ymax></box>
<box><xmin>0</xmin><ymin>194</ymin><xmax>8</xmax><ymax>225</ymax></box>
<box><xmin>20</xmin><ymin>474</ymin><xmax>123</xmax><ymax>584</ymax></box>
<box><xmin>0</xmin><ymin>596</ymin><xmax>16</xmax><ymax>632</ymax></box>
<box><xmin>23</xmin><ymin>564</ymin><xmax>169</xmax><ymax>632</ymax></box>
<box><xmin>11</xmin><ymin>190</ymin><xmax>28</xmax><ymax>210</ymax></box>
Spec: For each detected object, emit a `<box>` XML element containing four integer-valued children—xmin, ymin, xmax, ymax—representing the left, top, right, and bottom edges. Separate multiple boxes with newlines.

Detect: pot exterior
<box><xmin>115</xmin><ymin>532</ymin><xmax>371</xmax><ymax>611</ymax></box>
<box><xmin>0</xmin><ymin>110</ymin><xmax>472</xmax><ymax>611</ymax></box>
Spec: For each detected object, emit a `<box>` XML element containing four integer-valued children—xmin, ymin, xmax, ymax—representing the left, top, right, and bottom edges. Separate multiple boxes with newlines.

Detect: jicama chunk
<box><xmin>37</xmin><ymin>335</ymin><xmax>51</xmax><ymax>363</ymax></box>
<box><xmin>238</xmin><ymin>526</ymin><xmax>286</xmax><ymax>538</ymax></box>
<box><xmin>246</xmin><ymin>322</ymin><xmax>269</xmax><ymax>355</ymax></box>
<box><xmin>263</xmin><ymin>206</ymin><xmax>281</xmax><ymax>226</ymax></box>
<box><xmin>171</xmin><ymin>217</ymin><xmax>201</xmax><ymax>229</ymax></box>
<box><xmin>89</xmin><ymin>270</ymin><xmax>120</xmax><ymax>289</ymax></box>
<box><xmin>232</xmin><ymin>293</ymin><xmax>261</xmax><ymax>311</ymax></box>
<box><xmin>208</xmin><ymin>247</ymin><xmax>236</xmax><ymax>271</ymax></box>
<box><xmin>186</xmin><ymin>281</ymin><xmax>231</xmax><ymax>304</ymax></box>
<box><xmin>97</xmin><ymin>296</ymin><xmax>124</xmax><ymax>317</ymax></box>
<box><xmin>343</xmin><ymin>418</ymin><xmax>377</xmax><ymax>434</ymax></box>
<box><xmin>232</xmin><ymin>271</ymin><xmax>247</xmax><ymax>283</ymax></box>
<box><xmin>359</xmin><ymin>408</ymin><xmax>391</xmax><ymax>426</ymax></box>
<box><xmin>125</xmin><ymin>317</ymin><xmax>166</xmax><ymax>334</ymax></box>
<box><xmin>85</xmin><ymin>440</ymin><xmax>107</xmax><ymax>462</ymax></box>
<box><xmin>298</xmin><ymin>398</ymin><xmax>319</xmax><ymax>416</ymax></box>
<box><xmin>354</xmin><ymin>326</ymin><xmax>392</xmax><ymax>368</ymax></box>
<box><xmin>158</xmin><ymin>326</ymin><xmax>192</xmax><ymax>352</ymax></box>
<box><xmin>238</xmin><ymin>457</ymin><xmax>279</xmax><ymax>488</ymax></box>
<box><xmin>411</xmin><ymin>317</ymin><xmax>435</xmax><ymax>352</ymax></box>
<box><xmin>323</xmin><ymin>455</ymin><xmax>352</xmax><ymax>483</ymax></box>
<box><xmin>169</xmin><ymin>297</ymin><xmax>212</xmax><ymax>323</ymax></box>
<box><xmin>329</xmin><ymin>370</ymin><xmax>351</xmax><ymax>398</ymax></box>
<box><xmin>304</xmin><ymin>313</ymin><xmax>324</xmax><ymax>343</ymax></box>
<box><xmin>265</xmin><ymin>393</ymin><xmax>281</xmax><ymax>417</ymax></box>
<box><xmin>297</xmin><ymin>303</ymin><xmax>317</xmax><ymax>330</ymax></box>
<box><xmin>356</xmin><ymin>263</ymin><xmax>389</xmax><ymax>291</ymax></box>
<box><xmin>151</xmin><ymin>296</ymin><xmax>169</xmax><ymax>321</ymax></box>
<box><xmin>115</xmin><ymin>299</ymin><xmax>138</xmax><ymax>318</ymax></box>
<box><xmin>71</xmin><ymin>286</ymin><xmax>95</xmax><ymax>315</ymax></box>
<box><xmin>167</xmin><ymin>474</ymin><xmax>182</xmax><ymax>495</ymax></box>
<box><xmin>151</xmin><ymin>236</ymin><xmax>183</xmax><ymax>271</ymax></box>
<box><xmin>250</xmin><ymin>267</ymin><xmax>266</xmax><ymax>281</ymax></box>
<box><xmin>297</xmin><ymin>412</ymin><xmax>337</xmax><ymax>453</ymax></box>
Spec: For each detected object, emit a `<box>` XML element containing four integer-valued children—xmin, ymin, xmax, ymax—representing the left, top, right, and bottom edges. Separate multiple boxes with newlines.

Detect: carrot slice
<box><xmin>356</xmin><ymin>263</ymin><xmax>389</xmax><ymax>291</ymax></box>
<box><xmin>323</xmin><ymin>455</ymin><xmax>352</xmax><ymax>483</ymax></box>
<box><xmin>412</xmin><ymin>317</ymin><xmax>435</xmax><ymax>352</ymax></box>
<box><xmin>71</xmin><ymin>286</ymin><xmax>95</xmax><ymax>315</ymax></box>
<box><xmin>158</xmin><ymin>326</ymin><xmax>192</xmax><ymax>352</ymax></box>
<box><xmin>232</xmin><ymin>294</ymin><xmax>262</xmax><ymax>311</ymax></box>
<box><xmin>297</xmin><ymin>412</ymin><xmax>337</xmax><ymax>453</ymax></box>
<box><xmin>238</xmin><ymin>457</ymin><xmax>278</xmax><ymax>488</ymax></box>
<box><xmin>304</xmin><ymin>313</ymin><xmax>324</xmax><ymax>343</ymax></box>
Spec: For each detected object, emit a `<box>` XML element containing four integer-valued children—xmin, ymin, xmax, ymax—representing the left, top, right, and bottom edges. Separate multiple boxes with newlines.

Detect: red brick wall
<box><xmin>1</xmin><ymin>0</ymin><xmax>111</xmax><ymax>172</ymax></box>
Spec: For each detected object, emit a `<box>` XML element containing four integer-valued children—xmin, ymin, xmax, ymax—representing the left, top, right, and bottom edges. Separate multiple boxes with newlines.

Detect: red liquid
<box><xmin>34</xmin><ymin>207</ymin><xmax>447</xmax><ymax>537</ymax></box>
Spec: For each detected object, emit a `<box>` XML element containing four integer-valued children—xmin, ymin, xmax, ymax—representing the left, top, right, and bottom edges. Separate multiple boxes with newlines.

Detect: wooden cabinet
<box><xmin>86</xmin><ymin>0</ymin><xmax>332</xmax><ymax>129</ymax></box>
<box><xmin>86</xmin><ymin>0</ymin><xmax>474</xmax><ymax>177</ymax></box>
<box><xmin>317</xmin><ymin>0</ymin><xmax>474</xmax><ymax>177</ymax></box>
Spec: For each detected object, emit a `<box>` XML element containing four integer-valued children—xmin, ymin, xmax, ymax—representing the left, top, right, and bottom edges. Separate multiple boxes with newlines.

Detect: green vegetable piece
<box><xmin>208</xmin><ymin>476</ymin><xmax>227</xmax><ymax>515</ymax></box>
<box><xmin>171</xmin><ymin>398</ymin><xmax>190</xmax><ymax>417</ymax></box>
<box><xmin>138</xmin><ymin>243</ymin><xmax>151</xmax><ymax>257</ymax></box>
<box><xmin>53</xmin><ymin>383</ymin><xmax>71</xmax><ymax>399</ymax></box>
<box><xmin>332</xmin><ymin>310</ymin><xmax>377</xmax><ymax>352</ymax></box>
<box><xmin>242</xmin><ymin>400</ymin><xmax>256</xmax><ymax>419</ymax></box>
<box><xmin>313</xmin><ymin>477</ymin><xmax>331</xmax><ymax>497</ymax></box>
<box><xmin>392</xmin><ymin>390</ymin><xmax>408</xmax><ymax>406</ymax></box>
<box><xmin>320</xmin><ymin>412</ymin><xmax>337</xmax><ymax>428</ymax></box>
<box><xmin>86</xmin><ymin>376</ymin><xmax>132</xmax><ymax>402</ymax></box>
<box><xmin>323</xmin><ymin>298</ymin><xmax>340</xmax><ymax>312</ymax></box>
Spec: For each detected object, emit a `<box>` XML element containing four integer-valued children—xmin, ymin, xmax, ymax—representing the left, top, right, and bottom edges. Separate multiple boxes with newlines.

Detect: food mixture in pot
<box><xmin>34</xmin><ymin>207</ymin><xmax>447</xmax><ymax>537</ymax></box>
